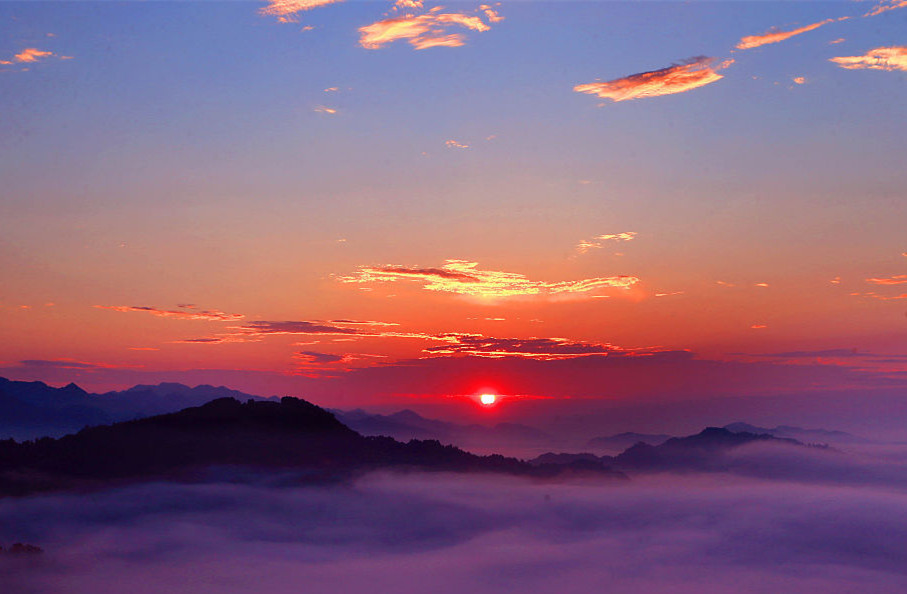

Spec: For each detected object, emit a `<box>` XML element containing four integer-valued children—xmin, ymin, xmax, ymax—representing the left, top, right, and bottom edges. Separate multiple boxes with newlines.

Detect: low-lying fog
<box><xmin>4</xmin><ymin>443</ymin><xmax>907</xmax><ymax>593</ymax></box>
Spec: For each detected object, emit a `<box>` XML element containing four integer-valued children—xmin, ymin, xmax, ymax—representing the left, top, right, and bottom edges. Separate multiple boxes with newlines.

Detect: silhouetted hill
<box><xmin>0</xmin><ymin>397</ymin><xmax>624</xmax><ymax>497</ymax></box>
<box><xmin>585</xmin><ymin>432</ymin><xmax>673</xmax><ymax>452</ymax></box>
<box><xmin>609</xmin><ymin>427</ymin><xmax>803</xmax><ymax>472</ymax></box>
<box><xmin>723</xmin><ymin>422</ymin><xmax>867</xmax><ymax>445</ymax></box>
<box><xmin>530</xmin><ymin>427</ymin><xmax>813</xmax><ymax>475</ymax></box>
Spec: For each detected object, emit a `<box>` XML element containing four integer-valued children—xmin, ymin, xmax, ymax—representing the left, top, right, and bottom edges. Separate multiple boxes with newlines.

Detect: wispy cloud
<box><xmin>735</xmin><ymin>19</ymin><xmax>837</xmax><ymax>50</ymax></box>
<box><xmin>338</xmin><ymin>260</ymin><xmax>639</xmax><ymax>300</ymax></box>
<box><xmin>293</xmin><ymin>350</ymin><xmax>346</xmax><ymax>364</ymax></box>
<box><xmin>867</xmin><ymin>275</ymin><xmax>907</xmax><ymax>285</ymax></box>
<box><xmin>423</xmin><ymin>334</ymin><xmax>637</xmax><ymax>359</ymax></box>
<box><xmin>358</xmin><ymin>9</ymin><xmax>494</xmax><ymax>50</ymax></box>
<box><xmin>176</xmin><ymin>319</ymin><xmax>429</xmax><ymax>345</ymax></box>
<box><xmin>574</xmin><ymin>57</ymin><xmax>733</xmax><ymax>103</ymax></box>
<box><xmin>13</xmin><ymin>48</ymin><xmax>54</xmax><ymax>63</ymax></box>
<box><xmin>863</xmin><ymin>0</ymin><xmax>907</xmax><ymax>17</ymax></box>
<box><xmin>445</xmin><ymin>139</ymin><xmax>469</xmax><ymax>149</ymax></box>
<box><xmin>17</xmin><ymin>358</ymin><xmax>140</xmax><ymax>370</ymax></box>
<box><xmin>314</xmin><ymin>105</ymin><xmax>338</xmax><ymax>114</ymax></box>
<box><xmin>575</xmin><ymin>232</ymin><xmax>637</xmax><ymax>254</ymax></box>
<box><xmin>830</xmin><ymin>47</ymin><xmax>907</xmax><ymax>72</ymax></box>
<box><xmin>95</xmin><ymin>305</ymin><xmax>244</xmax><ymax>322</ymax></box>
<box><xmin>2</xmin><ymin>48</ymin><xmax>71</xmax><ymax>68</ymax></box>
<box><xmin>260</xmin><ymin>0</ymin><xmax>342</xmax><ymax>20</ymax></box>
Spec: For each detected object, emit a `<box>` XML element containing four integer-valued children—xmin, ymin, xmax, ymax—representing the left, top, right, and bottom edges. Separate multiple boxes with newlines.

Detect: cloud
<box><xmin>7</xmin><ymin>467</ymin><xmax>907</xmax><ymax>594</ymax></box>
<box><xmin>866</xmin><ymin>275</ymin><xmax>907</xmax><ymax>285</ymax></box>
<box><xmin>792</xmin><ymin>76</ymin><xmax>806</xmax><ymax>84</ymax></box>
<box><xmin>237</xmin><ymin>320</ymin><xmax>363</xmax><ymax>336</ymax></box>
<box><xmin>830</xmin><ymin>47</ymin><xmax>907</xmax><ymax>71</ymax></box>
<box><xmin>479</xmin><ymin>4</ymin><xmax>503</xmax><ymax>23</ymax></box>
<box><xmin>742</xmin><ymin>349</ymin><xmax>907</xmax><ymax>360</ymax></box>
<box><xmin>172</xmin><ymin>319</ymin><xmax>433</xmax><ymax>345</ymax></box>
<box><xmin>338</xmin><ymin>260</ymin><xmax>639</xmax><ymax>300</ymax></box>
<box><xmin>863</xmin><ymin>0</ymin><xmax>907</xmax><ymax>17</ymax></box>
<box><xmin>735</xmin><ymin>19</ymin><xmax>837</xmax><ymax>50</ymax></box>
<box><xmin>94</xmin><ymin>305</ymin><xmax>244</xmax><ymax>322</ymax></box>
<box><xmin>313</xmin><ymin>105</ymin><xmax>338</xmax><ymax>114</ymax></box>
<box><xmin>12</xmin><ymin>48</ymin><xmax>55</xmax><ymax>63</ymax></box>
<box><xmin>575</xmin><ymin>232</ymin><xmax>637</xmax><ymax>254</ymax></box>
<box><xmin>445</xmin><ymin>139</ymin><xmax>469</xmax><ymax>149</ymax></box>
<box><xmin>17</xmin><ymin>358</ymin><xmax>139</xmax><ymax>370</ymax></box>
<box><xmin>293</xmin><ymin>351</ymin><xmax>346</xmax><ymax>364</ymax></box>
<box><xmin>574</xmin><ymin>57</ymin><xmax>733</xmax><ymax>103</ymax></box>
<box><xmin>423</xmin><ymin>334</ymin><xmax>636</xmax><ymax>359</ymax></box>
<box><xmin>260</xmin><ymin>0</ymin><xmax>342</xmax><ymax>19</ymax></box>
<box><xmin>358</xmin><ymin>9</ymin><xmax>494</xmax><ymax>50</ymax></box>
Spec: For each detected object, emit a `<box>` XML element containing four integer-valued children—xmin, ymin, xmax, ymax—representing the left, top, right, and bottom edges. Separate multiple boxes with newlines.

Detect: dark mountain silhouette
<box><xmin>585</xmin><ymin>432</ymin><xmax>673</xmax><ymax>452</ymax></box>
<box><xmin>607</xmin><ymin>427</ymin><xmax>805</xmax><ymax>472</ymax></box>
<box><xmin>530</xmin><ymin>427</ymin><xmax>813</xmax><ymax>475</ymax></box>
<box><xmin>0</xmin><ymin>377</ymin><xmax>272</xmax><ymax>439</ymax></box>
<box><xmin>0</xmin><ymin>397</ymin><xmax>624</xmax><ymax>497</ymax></box>
<box><xmin>723</xmin><ymin>422</ymin><xmax>867</xmax><ymax>445</ymax></box>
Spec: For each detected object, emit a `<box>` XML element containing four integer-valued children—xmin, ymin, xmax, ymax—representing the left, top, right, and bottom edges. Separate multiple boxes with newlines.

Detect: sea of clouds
<box><xmin>3</xmin><ymin>443</ymin><xmax>907</xmax><ymax>593</ymax></box>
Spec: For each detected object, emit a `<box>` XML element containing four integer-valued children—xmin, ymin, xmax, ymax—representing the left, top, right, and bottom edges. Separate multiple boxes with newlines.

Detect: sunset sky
<box><xmin>1</xmin><ymin>0</ymin><xmax>905</xmax><ymax>432</ymax></box>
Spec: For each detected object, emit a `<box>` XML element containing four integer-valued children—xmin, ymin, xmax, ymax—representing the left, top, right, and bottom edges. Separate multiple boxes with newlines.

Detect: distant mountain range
<box><xmin>333</xmin><ymin>408</ymin><xmax>555</xmax><ymax>457</ymax></box>
<box><xmin>531</xmin><ymin>427</ymin><xmax>819</xmax><ymax>475</ymax></box>
<box><xmin>0</xmin><ymin>397</ymin><xmax>625</xmax><ymax>497</ymax></box>
<box><xmin>722</xmin><ymin>421</ymin><xmax>868</xmax><ymax>444</ymax></box>
<box><xmin>585</xmin><ymin>432</ymin><xmax>674</xmax><ymax>452</ymax></box>
<box><xmin>0</xmin><ymin>377</ymin><xmax>271</xmax><ymax>439</ymax></box>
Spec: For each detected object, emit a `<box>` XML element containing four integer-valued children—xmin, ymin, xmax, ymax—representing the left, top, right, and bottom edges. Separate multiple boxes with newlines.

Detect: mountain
<box><xmin>334</xmin><ymin>408</ymin><xmax>554</xmax><ymax>457</ymax></box>
<box><xmin>585</xmin><ymin>432</ymin><xmax>673</xmax><ymax>452</ymax></box>
<box><xmin>0</xmin><ymin>377</ymin><xmax>272</xmax><ymax>440</ymax></box>
<box><xmin>0</xmin><ymin>397</ymin><xmax>625</xmax><ymax>497</ymax></box>
<box><xmin>530</xmin><ymin>427</ymin><xmax>812</xmax><ymax>475</ymax></box>
<box><xmin>723</xmin><ymin>422</ymin><xmax>868</xmax><ymax>445</ymax></box>
<box><xmin>608</xmin><ymin>427</ymin><xmax>804</xmax><ymax>472</ymax></box>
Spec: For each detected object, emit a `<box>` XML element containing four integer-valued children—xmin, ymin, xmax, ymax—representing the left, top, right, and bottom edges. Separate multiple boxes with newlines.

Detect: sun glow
<box><xmin>480</xmin><ymin>393</ymin><xmax>497</xmax><ymax>406</ymax></box>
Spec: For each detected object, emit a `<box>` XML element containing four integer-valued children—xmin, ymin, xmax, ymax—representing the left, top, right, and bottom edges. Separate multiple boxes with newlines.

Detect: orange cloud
<box><xmin>445</xmin><ymin>139</ymin><xmax>469</xmax><ymax>149</ymax></box>
<box><xmin>830</xmin><ymin>47</ymin><xmax>907</xmax><ymax>72</ymax></box>
<box><xmin>412</xmin><ymin>34</ymin><xmax>465</xmax><ymax>50</ymax></box>
<box><xmin>864</xmin><ymin>0</ymin><xmax>907</xmax><ymax>17</ymax></box>
<box><xmin>13</xmin><ymin>48</ymin><xmax>54</xmax><ymax>63</ymax></box>
<box><xmin>479</xmin><ymin>4</ymin><xmax>504</xmax><ymax>23</ymax></box>
<box><xmin>339</xmin><ymin>259</ymin><xmax>639</xmax><ymax>300</ymax></box>
<box><xmin>95</xmin><ymin>305</ymin><xmax>244</xmax><ymax>321</ymax></box>
<box><xmin>574</xmin><ymin>57</ymin><xmax>733</xmax><ymax>103</ymax></box>
<box><xmin>792</xmin><ymin>76</ymin><xmax>806</xmax><ymax>84</ymax></box>
<box><xmin>735</xmin><ymin>19</ymin><xmax>836</xmax><ymax>50</ymax></box>
<box><xmin>260</xmin><ymin>0</ymin><xmax>342</xmax><ymax>18</ymax></box>
<box><xmin>576</xmin><ymin>232</ymin><xmax>637</xmax><ymax>254</ymax></box>
<box><xmin>866</xmin><ymin>275</ymin><xmax>907</xmax><ymax>285</ymax></box>
<box><xmin>314</xmin><ymin>105</ymin><xmax>338</xmax><ymax>114</ymax></box>
<box><xmin>358</xmin><ymin>10</ymin><xmax>493</xmax><ymax>50</ymax></box>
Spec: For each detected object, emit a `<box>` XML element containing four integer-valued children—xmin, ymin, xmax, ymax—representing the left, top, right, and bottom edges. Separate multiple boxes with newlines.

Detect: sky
<box><xmin>1</xmin><ymin>0</ymin><xmax>906</xmax><ymax>431</ymax></box>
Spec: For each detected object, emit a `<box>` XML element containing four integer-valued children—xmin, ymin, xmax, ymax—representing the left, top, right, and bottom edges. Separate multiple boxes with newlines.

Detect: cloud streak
<box><xmin>260</xmin><ymin>0</ymin><xmax>342</xmax><ymax>19</ymax></box>
<box><xmin>830</xmin><ymin>47</ymin><xmax>907</xmax><ymax>72</ymax></box>
<box><xmin>95</xmin><ymin>306</ymin><xmax>244</xmax><ymax>322</ymax></box>
<box><xmin>423</xmin><ymin>334</ymin><xmax>638</xmax><ymax>359</ymax></box>
<box><xmin>574</xmin><ymin>57</ymin><xmax>733</xmax><ymax>103</ymax></box>
<box><xmin>735</xmin><ymin>19</ymin><xmax>837</xmax><ymax>50</ymax></box>
<box><xmin>575</xmin><ymin>232</ymin><xmax>637</xmax><ymax>254</ymax></box>
<box><xmin>338</xmin><ymin>260</ymin><xmax>639</xmax><ymax>300</ymax></box>
<box><xmin>358</xmin><ymin>9</ymin><xmax>495</xmax><ymax>50</ymax></box>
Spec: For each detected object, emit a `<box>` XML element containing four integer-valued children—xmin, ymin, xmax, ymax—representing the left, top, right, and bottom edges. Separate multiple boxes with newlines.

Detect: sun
<box><xmin>480</xmin><ymin>393</ymin><xmax>496</xmax><ymax>406</ymax></box>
